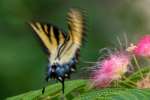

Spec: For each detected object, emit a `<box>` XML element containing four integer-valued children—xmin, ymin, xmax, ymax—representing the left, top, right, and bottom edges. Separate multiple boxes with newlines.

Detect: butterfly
<box><xmin>29</xmin><ymin>9</ymin><xmax>86</xmax><ymax>93</ymax></box>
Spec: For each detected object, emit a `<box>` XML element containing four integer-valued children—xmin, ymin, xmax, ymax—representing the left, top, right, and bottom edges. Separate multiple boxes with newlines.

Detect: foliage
<box><xmin>6</xmin><ymin>80</ymin><xmax>87</xmax><ymax>100</ymax></box>
<box><xmin>6</xmin><ymin>67</ymin><xmax>150</xmax><ymax>100</ymax></box>
<box><xmin>74</xmin><ymin>88</ymin><xmax>150</xmax><ymax>100</ymax></box>
<box><xmin>118</xmin><ymin>67</ymin><xmax>150</xmax><ymax>88</ymax></box>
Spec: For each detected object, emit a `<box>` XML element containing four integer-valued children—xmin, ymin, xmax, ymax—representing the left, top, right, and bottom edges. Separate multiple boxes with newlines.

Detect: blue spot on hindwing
<box><xmin>64</xmin><ymin>65</ymin><xmax>70</xmax><ymax>73</ymax></box>
<box><xmin>55</xmin><ymin>65</ymin><xmax>65</xmax><ymax>77</ymax></box>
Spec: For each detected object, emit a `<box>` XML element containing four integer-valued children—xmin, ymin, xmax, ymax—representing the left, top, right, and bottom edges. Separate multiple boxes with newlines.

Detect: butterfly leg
<box><xmin>62</xmin><ymin>80</ymin><xmax>65</xmax><ymax>94</ymax></box>
<box><xmin>42</xmin><ymin>73</ymin><xmax>50</xmax><ymax>94</ymax></box>
<box><xmin>58</xmin><ymin>77</ymin><xmax>65</xmax><ymax>94</ymax></box>
<box><xmin>42</xmin><ymin>64</ymin><xmax>52</xmax><ymax>94</ymax></box>
<box><xmin>42</xmin><ymin>74</ymin><xmax>50</xmax><ymax>94</ymax></box>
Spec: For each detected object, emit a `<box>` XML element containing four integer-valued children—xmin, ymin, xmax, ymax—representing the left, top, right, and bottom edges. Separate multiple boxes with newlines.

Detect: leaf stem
<box><xmin>133</xmin><ymin>55</ymin><xmax>144</xmax><ymax>79</ymax></box>
<box><xmin>122</xmin><ymin>75</ymin><xmax>137</xmax><ymax>86</ymax></box>
<box><xmin>119</xmin><ymin>80</ymin><xmax>135</xmax><ymax>88</ymax></box>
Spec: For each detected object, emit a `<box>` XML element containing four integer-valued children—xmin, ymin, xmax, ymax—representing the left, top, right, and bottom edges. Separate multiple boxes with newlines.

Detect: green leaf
<box><xmin>73</xmin><ymin>88</ymin><xmax>150</xmax><ymax>100</ymax></box>
<box><xmin>6</xmin><ymin>79</ymin><xmax>87</xmax><ymax>100</ymax></box>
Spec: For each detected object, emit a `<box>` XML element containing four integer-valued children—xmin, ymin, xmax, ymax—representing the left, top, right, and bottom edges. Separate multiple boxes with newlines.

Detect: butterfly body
<box><xmin>30</xmin><ymin>9</ymin><xmax>85</xmax><ymax>93</ymax></box>
<box><xmin>47</xmin><ymin>56</ymin><xmax>78</xmax><ymax>80</ymax></box>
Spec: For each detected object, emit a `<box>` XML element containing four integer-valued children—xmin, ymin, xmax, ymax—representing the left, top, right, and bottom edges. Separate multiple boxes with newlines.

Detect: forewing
<box><xmin>30</xmin><ymin>22</ymin><xmax>66</xmax><ymax>64</ymax></box>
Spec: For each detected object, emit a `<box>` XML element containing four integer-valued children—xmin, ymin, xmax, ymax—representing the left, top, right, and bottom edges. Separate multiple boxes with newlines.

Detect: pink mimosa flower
<box><xmin>134</xmin><ymin>35</ymin><xmax>150</xmax><ymax>57</ymax></box>
<box><xmin>91</xmin><ymin>52</ymin><xmax>130</xmax><ymax>88</ymax></box>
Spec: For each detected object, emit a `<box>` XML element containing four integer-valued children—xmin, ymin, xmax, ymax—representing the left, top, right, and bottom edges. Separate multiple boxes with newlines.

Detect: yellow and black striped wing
<box><xmin>59</xmin><ymin>9</ymin><xmax>85</xmax><ymax>65</ymax></box>
<box><xmin>30</xmin><ymin>22</ymin><xmax>67</xmax><ymax>64</ymax></box>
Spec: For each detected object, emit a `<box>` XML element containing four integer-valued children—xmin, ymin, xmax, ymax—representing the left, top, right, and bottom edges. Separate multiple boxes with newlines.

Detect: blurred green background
<box><xmin>0</xmin><ymin>0</ymin><xmax>149</xmax><ymax>99</ymax></box>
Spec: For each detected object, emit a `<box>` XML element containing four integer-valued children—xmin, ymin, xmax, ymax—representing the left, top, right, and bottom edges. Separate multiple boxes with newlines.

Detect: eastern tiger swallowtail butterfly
<box><xmin>29</xmin><ymin>9</ymin><xmax>86</xmax><ymax>93</ymax></box>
